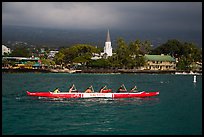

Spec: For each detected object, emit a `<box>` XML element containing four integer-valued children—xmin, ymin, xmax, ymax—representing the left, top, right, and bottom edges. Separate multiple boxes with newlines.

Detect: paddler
<box><xmin>85</xmin><ymin>85</ymin><xmax>94</xmax><ymax>93</ymax></box>
<box><xmin>53</xmin><ymin>88</ymin><xmax>60</xmax><ymax>93</ymax></box>
<box><xmin>117</xmin><ymin>84</ymin><xmax>127</xmax><ymax>93</ymax></box>
<box><xmin>69</xmin><ymin>84</ymin><xmax>77</xmax><ymax>93</ymax></box>
<box><xmin>99</xmin><ymin>85</ymin><xmax>107</xmax><ymax>93</ymax></box>
<box><xmin>130</xmin><ymin>86</ymin><xmax>138</xmax><ymax>92</ymax></box>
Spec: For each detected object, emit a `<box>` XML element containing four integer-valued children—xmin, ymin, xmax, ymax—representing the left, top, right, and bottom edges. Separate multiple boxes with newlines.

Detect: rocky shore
<box><xmin>2</xmin><ymin>68</ymin><xmax>51</xmax><ymax>73</ymax></box>
<box><xmin>2</xmin><ymin>68</ymin><xmax>202</xmax><ymax>75</ymax></box>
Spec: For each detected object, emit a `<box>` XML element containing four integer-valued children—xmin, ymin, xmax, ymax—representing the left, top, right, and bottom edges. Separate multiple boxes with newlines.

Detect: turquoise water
<box><xmin>2</xmin><ymin>73</ymin><xmax>202</xmax><ymax>135</ymax></box>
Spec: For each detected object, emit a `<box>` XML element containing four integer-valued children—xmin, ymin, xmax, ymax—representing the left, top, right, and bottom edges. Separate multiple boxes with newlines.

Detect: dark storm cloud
<box><xmin>2</xmin><ymin>2</ymin><xmax>202</xmax><ymax>31</ymax></box>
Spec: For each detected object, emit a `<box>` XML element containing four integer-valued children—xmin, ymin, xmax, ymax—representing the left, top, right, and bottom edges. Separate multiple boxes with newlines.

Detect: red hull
<box><xmin>100</xmin><ymin>89</ymin><xmax>112</xmax><ymax>93</ymax></box>
<box><xmin>26</xmin><ymin>91</ymin><xmax>159</xmax><ymax>99</ymax></box>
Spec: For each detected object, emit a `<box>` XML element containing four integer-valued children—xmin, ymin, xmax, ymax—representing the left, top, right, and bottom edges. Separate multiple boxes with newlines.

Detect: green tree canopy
<box><xmin>10</xmin><ymin>46</ymin><xmax>31</xmax><ymax>57</ymax></box>
<box><xmin>88</xmin><ymin>59</ymin><xmax>111</xmax><ymax>68</ymax></box>
<box><xmin>151</xmin><ymin>39</ymin><xmax>202</xmax><ymax>70</ymax></box>
<box><xmin>55</xmin><ymin>44</ymin><xmax>100</xmax><ymax>65</ymax></box>
<box><xmin>54</xmin><ymin>52</ymin><xmax>65</xmax><ymax>65</ymax></box>
<box><xmin>151</xmin><ymin>39</ymin><xmax>201</xmax><ymax>60</ymax></box>
<box><xmin>41</xmin><ymin>58</ymin><xmax>55</xmax><ymax>67</ymax></box>
<box><xmin>151</xmin><ymin>39</ymin><xmax>182</xmax><ymax>56</ymax></box>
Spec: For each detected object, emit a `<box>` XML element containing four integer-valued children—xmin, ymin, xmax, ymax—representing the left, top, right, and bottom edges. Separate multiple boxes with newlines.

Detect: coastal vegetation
<box><xmin>2</xmin><ymin>39</ymin><xmax>202</xmax><ymax>71</ymax></box>
<box><xmin>9</xmin><ymin>46</ymin><xmax>31</xmax><ymax>57</ymax></box>
<box><xmin>52</xmin><ymin>38</ymin><xmax>201</xmax><ymax>71</ymax></box>
<box><xmin>52</xmin><ymin>38</ymin><xmax>152</xmax><ymax>69</ymax></box>
<box><xmin>107</xmin><ymin>38</ymin><xmax>149</xmax><ymax>69</ymax></box>
<box><xmin>54</xmin><ymin>44</ymin><xmax>100</xmax><ymax>68</ymax></box>
<box><xmin>151</xmin><ymin>39</ymin><xmax>202</xmax><ymax>70</ymax></box>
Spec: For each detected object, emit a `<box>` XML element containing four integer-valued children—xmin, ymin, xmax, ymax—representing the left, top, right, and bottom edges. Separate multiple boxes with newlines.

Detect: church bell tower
<box><xmin>104</xmin><ymin>29</ymin><xmax>112</xmax><ymax>57</ymax></box>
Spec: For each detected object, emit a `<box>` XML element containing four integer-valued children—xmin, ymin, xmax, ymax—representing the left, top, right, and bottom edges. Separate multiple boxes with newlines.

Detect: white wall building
<box><xmin>91</xmin><ymin>53</ymin><xmax>102</xmax><ymax>60</ymax></box>
<box><xmin>2</xmin><ymin>45</ymin><xmax>11</xmax><ymax>55</ymax></box>
<box><xmin>91</xmin><ymin>29</ymin><xmax>113</xmax><ymax>60</ymax></box>
<box><xmin>47</xmin><ymin>50</ymin><xmax>59</xmax><ymax>59</ymax></box>
<box><xmin>103</xmin><ymin>29</ymin><xmax>112</xmax><ymax>57</ymax></box>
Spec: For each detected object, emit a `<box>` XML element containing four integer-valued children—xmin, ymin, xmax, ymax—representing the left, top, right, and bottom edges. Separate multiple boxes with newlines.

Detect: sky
<box><xmin>2</xmin><ymin>2</ymin><xmax>202</xmax><ymax>32</ymax></box>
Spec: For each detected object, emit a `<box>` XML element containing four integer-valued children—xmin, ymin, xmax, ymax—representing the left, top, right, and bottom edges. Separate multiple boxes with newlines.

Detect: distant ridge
<box><xmin>2</xmin><ymin>25</ymin><xmax>202</xmax><ymax>49</ymax></box>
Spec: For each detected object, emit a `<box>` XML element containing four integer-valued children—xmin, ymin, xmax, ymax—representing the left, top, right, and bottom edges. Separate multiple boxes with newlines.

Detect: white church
<box><xmin>91</xmin><ymin>29</ymin><xmax>113</xmax><ymax>60</ymax></box>
<box><xmin>103</xmin><ymin>29</ymin><xmax>112</xmax><ymax>57</ymax></box>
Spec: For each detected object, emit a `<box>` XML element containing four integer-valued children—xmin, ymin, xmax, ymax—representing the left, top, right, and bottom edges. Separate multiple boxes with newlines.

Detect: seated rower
<box><xmin>85</xmin><ymin>85</ymin><xmax>94</xmax><ymax>93</ymax></box>
<box><xmin>69</xmin><ymin>84</ymin><xmax>78</xmax><ymax>93</ymax></box>
<box><xmin>117</xmin><ymin>84</ymin><xmax>127</xmax><ymax>93</ymax></box>
<box><xmin>99</xmin><ymin>85</ymin><xmax>107</xmax><ymax>93</ymax></box>
<box><xmin>130</xmin><ymin>86</ymin><xmax>138</xmax><ymax>92</ymax></box>
<box><xmin>53</xmin><ymin>88</ymin><xmax>60</xmax><ymax>93</ymax></box>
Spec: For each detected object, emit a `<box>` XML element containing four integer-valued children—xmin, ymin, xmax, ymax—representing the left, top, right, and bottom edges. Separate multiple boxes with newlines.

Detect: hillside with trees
<box><xmin>54</xmin><ymin>38</ymin><xmax>153</xmax><ymax>69</ymax></box>
<box><xmin>151</xmin><ymin>39</ymin><xmax>202</xmax><ymax>70</ymax></box>
<box><xmin>3</xmin><ymin>37</ymin><xmax>202</xmax><ymax>72</ymax></box>
<box><xmin>53</xmin><ymin>39</ymin><xmax>202</xmax><ymax>71</ymax></box>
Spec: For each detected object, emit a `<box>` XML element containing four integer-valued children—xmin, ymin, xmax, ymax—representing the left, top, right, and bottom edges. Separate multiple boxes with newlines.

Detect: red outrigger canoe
<box><xmin>26</xmin><ymin>90</ymin><xmax>159</xmax><ymax>99</ymax></box>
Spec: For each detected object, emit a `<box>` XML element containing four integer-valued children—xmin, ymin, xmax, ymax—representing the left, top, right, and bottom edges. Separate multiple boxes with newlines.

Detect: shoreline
<box><xmin>2</xmin><ymin>68</ymin><xmax>202</xmax><ymax>75</ymax></box>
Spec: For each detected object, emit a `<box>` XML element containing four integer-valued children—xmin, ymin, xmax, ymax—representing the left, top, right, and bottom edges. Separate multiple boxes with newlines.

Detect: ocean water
<box><xmin>2</xmin><ymin>73</ymin><xmax>202</xmax><ymax>135</ymax></box>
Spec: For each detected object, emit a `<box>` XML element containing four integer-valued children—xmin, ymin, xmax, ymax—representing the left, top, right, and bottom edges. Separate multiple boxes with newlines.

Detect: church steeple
<box><xmin>106</xmin><ymin>29</ymin><xmax>111</xmax><ymax>42</ymax></box>
<box><xmin>104</xmin><ymin>29</ymin><xmax>112</xmax><ymax>57</ymax></box>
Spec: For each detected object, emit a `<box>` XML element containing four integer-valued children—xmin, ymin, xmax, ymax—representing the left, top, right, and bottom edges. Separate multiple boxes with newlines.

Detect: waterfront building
<box><xmin>2</xmin><ymin>57</ymin><xmax>41</xmax><ymax>69</ymax></box>
<box><xmin>91</xmin><ymin>29</ymin><xmax>113</xmax><ymax>60</ymax></box>
<box><xmin>141</xmin><ymin>54</ymin><xmax>176</xmax><ymax>70</ymax></box>
<box><xmin>47</xmin><ymin>50</ymin><xmax>59</xmax><ymax>59</ymax></box>
<box><xmin>189</xmin><ymin>62</ymin><xmax>202</xmax><ymax>71</ymax></box>
<box><xmin>91</xmin><ymin>53</ymin><xmax>102</xmax><ymax>60</ymax></box>
<box><xmin>2</xmin><ymin>45</ymin><xmax>11</xmax><ymax>55</ymax></box>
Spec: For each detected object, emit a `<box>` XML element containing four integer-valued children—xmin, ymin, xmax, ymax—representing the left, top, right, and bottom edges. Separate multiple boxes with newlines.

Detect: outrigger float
<box><xmin>26</xmin><ymin>91</ymin><xmax>159</xmax><ymax>99</ymax></box>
